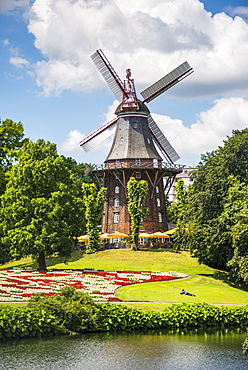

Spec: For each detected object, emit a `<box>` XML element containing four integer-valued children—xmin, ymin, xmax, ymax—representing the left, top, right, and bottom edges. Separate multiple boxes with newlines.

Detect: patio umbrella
<box><xmin>163</xmin><ymin>228</ymin><xmax>178</xmax><ymax>235</ymax></box>
<box><xmin>78</xmin><ymin>234</ymin><xmax>89</xmax><ymax>242</ymax></box>
<box><xmin>99</xmin><ymin>233</ymin><xmax>110</xmax><ymax>239</ymax></box>
<box><xmin>147</xmin><ymin>232</ymin><xmax>169</xmax><ymax>238</ymax></box>
<box><xmin>106</xmin><ymin>232</ymin><xmax>128</xmax><ymax>238</ymax></box>
<box><xmin>138</xmin><ymin>232</ymin><xmax>149</xmax><ymax>238</ymax></box>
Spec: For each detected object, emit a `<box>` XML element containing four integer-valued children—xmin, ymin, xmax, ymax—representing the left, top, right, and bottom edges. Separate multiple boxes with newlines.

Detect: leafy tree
<box><xmin>0</xmin><ymin>139</ymin><xmax>85</xmax><ymax>270</ymax></box>
<box><xmin>82</xmin><ymin>183</ymin><xmax>106</xmax><ymax>254</ymax></box>
<box><xmin>220</xmin><ymin>178</ymin><xmax>248</xmax><ymax>286</ymax></box>
<box><xmin>167</xmin><ymin>179</ymin><xmax>189</xmax><ymax>224</ymax></box>
<box><xmin>127</xmin><ymin>177</ymin><xmax>148</xmax><ymax>249</ymax></box>
<box><xmin>61</xmin><ymin>157</ymin><xmax>94</xmax><ymax>188</ymax></box>
<box><xmin>0</xmin><ymin>118</ymin><xmax>27</xmax><ymax>194</ymax></box>
<box><xmin>183</xmin><ymin>129</ymin><xmax>248</xmax><ymax>272</ymax></box>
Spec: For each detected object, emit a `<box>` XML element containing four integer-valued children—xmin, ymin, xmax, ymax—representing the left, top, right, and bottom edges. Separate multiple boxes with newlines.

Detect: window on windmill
<box><xmin>114</xmin><ymin>198</ymin><xmax>119</xmax><ymax>207</ymax></box>
<box><xmin>120</xmin><ymin>137</ymin><xmax>124</xmax><ymax>143</ymax></box>
<box><xmin>136</xmin><ymin>171</ymin><xmax>141</xmax><ymax>179</ymax></box>
<box><xmin>157</xmin><ymin>198</ymin><xmax>161</xmax><ymax>207</ymax></box>
<box><xmin>158</xmin><ymin>212</ymin><xmax>162</xmax><ymax>222</ymax></box>
<box><xmin>133</xmin><ymin>121</ymin><xmax>138</xmax><ymax>128</ymax></box>
<box><xmin>114</xmin><ymin>213</ymin><xmax>119</xmax><ymax>223</ymax></box>
<box><xmin>115</xmin><ymin>186</ymin><xmax>119</xmax><ymax>194</ymax></box>
<box><xmin>116</xmin><ymin>160</ymin><xmax>120</xmax><ymax>167</ymax></box>
<box><xmin>156</xmin><ymin>186</ymin><xmax>159</xmax><ymax>193</ymax></box>
<box><xmin>147</xmin><ymin>138</ymin><xmax>150</xmax><ymax>144</ymax></box>
<box><xmin>153</xmin><ymin>159</ymin><xmax>158</xmax><ymax>168</ymax></box>
<box><xmin>135</xmin><ymin>159</ymin><xmax>141</xmax><ymax>166</ymax></box>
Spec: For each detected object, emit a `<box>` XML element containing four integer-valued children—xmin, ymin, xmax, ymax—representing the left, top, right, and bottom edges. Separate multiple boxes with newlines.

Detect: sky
<box><xmin>1</xmin><ymin>0</ymin><xmax>248</xmax><ymax>167</ymax></box>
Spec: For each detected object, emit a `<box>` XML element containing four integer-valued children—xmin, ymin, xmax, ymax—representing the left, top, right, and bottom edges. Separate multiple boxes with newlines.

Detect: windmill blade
<box><xmin>141</xmin><ymin>61</ymin><xmax>193</xmax><ymax>103</ymax></box>
<box><xmin>91</xmin><ymin>49</ymin><xmax>124</xmax><ymax>102</ymax></box>
<box><xmin>148</xmin><ymin>115</ymin><xmax>180</xmax><ymax>163</ymax></box>
<box><xmin>80</xmin><ymin>118</ymin><xmax>117</xmax><ymax>152</ymax></box>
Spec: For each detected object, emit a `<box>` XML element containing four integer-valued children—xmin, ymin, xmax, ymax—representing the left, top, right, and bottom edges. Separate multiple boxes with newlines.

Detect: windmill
<box><xmin>80</xmin><ymin>49</ymin><xmax>193</xmax><ymax>234</ymax></box>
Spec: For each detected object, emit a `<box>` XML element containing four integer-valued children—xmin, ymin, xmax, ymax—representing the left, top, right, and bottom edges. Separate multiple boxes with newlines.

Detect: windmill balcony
<box><xmin>92</xmin><ymin>161</ymin><xmax>184</xmax><ymax>172</ymax></box>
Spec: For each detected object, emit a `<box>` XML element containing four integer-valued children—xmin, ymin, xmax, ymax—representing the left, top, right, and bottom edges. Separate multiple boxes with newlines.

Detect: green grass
<box><xmin>1</xmin><ymin>249</ymin><xmax>248</xmax><ymax>310</ymax></box>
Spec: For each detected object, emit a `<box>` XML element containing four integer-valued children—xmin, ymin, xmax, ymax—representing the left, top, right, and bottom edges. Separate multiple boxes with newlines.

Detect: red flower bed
<box><xmin>0</xmin><ymin>268</ymin><xmax>187</xmax><ymax>302</ymax></box>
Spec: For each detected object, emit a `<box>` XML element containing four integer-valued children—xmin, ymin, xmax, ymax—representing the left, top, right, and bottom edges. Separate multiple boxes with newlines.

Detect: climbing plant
<box><xmin>127</xmin><ymin>177</ymin><xmax>148</xmax><ymax>249</ymax></box>
<box><xmin>82</xmin><ymin>183</ymin><xmax>106</xmax><ymax>253</ymax></box>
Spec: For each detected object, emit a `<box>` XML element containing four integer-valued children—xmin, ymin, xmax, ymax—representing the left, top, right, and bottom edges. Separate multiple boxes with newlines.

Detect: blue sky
<box><xmin>1</xmin><ymin>0</ymin><xmax>248</xmax><ymax>167</ymax></box>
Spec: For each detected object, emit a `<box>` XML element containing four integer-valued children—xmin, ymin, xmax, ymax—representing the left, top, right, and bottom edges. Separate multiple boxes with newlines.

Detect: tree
<box><xmin>0</xmin><ymin>118</ymin><xmax>27</xmax><ymax>194</ymax></box>
<box><xmin>219</xmin><ymin>177</ymin><xmax>248</xmax><ymax>286</ymax></box>
<box><xmin>61</xmin><ymin>156</ymin><xmax>94</xmax><ymax>188</ymax></box>
<box><xmin>127</xmin><ymin>177</ymin><xmax>148</xmax><ymax>249</ymax></box>
<box><xmin>167</xmin><ymin>179</ymin><xmax>189</xmax><ymax>224</ymax></box>
<box><xmin>0</xmin><ymin>139</ymin><xmax>85</xmax><ymax>270</ymax></box>
<box><xmin>82</xmin><ymin>183</ymin><xmax>106</xmax><ymax>254</ymax></box>
<box><xmin>182</xmin><ymin>129</ymin><xmax>248</xmax><ymax>271</ymax></box>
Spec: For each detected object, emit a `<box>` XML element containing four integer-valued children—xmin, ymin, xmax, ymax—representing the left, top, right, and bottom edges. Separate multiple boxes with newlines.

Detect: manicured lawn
<box><xmin>1</xmin><ymin>249</ymin><xmax>248</xmax><ymax>310</ymax></box>
<box><xmin>0</xmin><ymin>249</ymin><xmax>215</xmax><ymax>274</ymax></box>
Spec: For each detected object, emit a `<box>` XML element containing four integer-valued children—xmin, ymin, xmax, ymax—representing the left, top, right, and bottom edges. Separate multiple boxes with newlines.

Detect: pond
<box><xmin>1</xmin><ymin>328</ymin><xmax>247</xmax><ymax>370</ymax></box>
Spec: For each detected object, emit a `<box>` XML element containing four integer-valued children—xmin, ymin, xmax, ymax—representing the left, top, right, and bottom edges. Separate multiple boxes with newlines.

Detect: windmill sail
<box><xmin>80</xmin><ymin>118</ymin><xmax>117</xmax><ymax>152</ymax></box>
<box><xmin>147</xmin><ymin>115</ymin><xmax>180</xmax><ymax>163</ymax></box>
<box><xmin>141</xmin><ymin>61</ymin><xmax>193</xmax><ymax>103</ymax></box>
<box><xmin>91</xmin><ymin>49</ymin><xmax>124</xmax><ymax>102</ymax></box>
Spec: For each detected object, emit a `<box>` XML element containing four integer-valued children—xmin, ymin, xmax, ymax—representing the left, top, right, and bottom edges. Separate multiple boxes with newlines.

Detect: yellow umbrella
<box><xmin>99</xmin><ymin>233</ymin><xmax>109</xmax><ymax>239</ymax></box>
<box><xmin>147</xmin><ymin>232</ymin><xmax>169</xmax><ymax>238</ymax></box>
<box><xmin>138</xmin><ymin>232</ymin><xmax>149</xmax><ymax>238</ymax></box>
<box><xmin>78</xmin><ymin>234</ymin><xmax>89</xmax><ymax>242</ymax></box>
<box><xmin>163</xmin><ymin>228</ymin><xmax>178</xmax><ymax>235</ymax></box>
<box><xmin>106</xmin><ymin>232</ymin><xmax>128</xmax><ymax>238</ymax></box>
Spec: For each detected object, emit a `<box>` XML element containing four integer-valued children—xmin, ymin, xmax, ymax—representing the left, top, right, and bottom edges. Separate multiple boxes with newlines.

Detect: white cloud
<box><xmin>61</xmin><ymin>99</ymin><xmax>118</xmax><ymax>155</ymax></box>
<box><xmin>2</xmin><ymin>39</ymin><xmax>10</xmax><ymax>46</ymax></box>
<box><xmin>226</xmin><ymin>6</ymin><xmax>248</xmax><ymax>19</ymax></box>
<box><xmin>26</xmin><ymin>0</ymin><xmax>248</xmax><ymax>98</ymax></box>
<box><xmin>9</xmin><ymin>57</ymin><xmax>29</xmax><ymax>68</ymax></box>
<box><xmin>0</xmin><ymin>0</ymin><xmax>31</xmax><ymax>14</ymax></box>
<box><xmin>62</xmin><ymin>97</ymin><xmax>248</xmax><ymax>165</ymax></box>
<box><xmin>153</xmin><ymin>97</ymin><xmax>248</xmax><ymax>158</ymax></box>
<box><xmin>60</xmin><ymin>129</ymin><xmax>85</xmax><ymax>151</ymax></box>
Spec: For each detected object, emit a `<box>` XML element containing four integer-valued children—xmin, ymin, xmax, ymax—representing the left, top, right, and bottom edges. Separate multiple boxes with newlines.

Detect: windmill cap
<box><xmin>115</xmin><ymin>99</ymin><xmax>150</xmax><ymax>115</ymax></box>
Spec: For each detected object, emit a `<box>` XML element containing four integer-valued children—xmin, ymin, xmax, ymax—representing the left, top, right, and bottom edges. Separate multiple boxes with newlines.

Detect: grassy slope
<box><xmin>1</xmin><ymin>249</ymin><xmax>248</xmax><ymax>310</ymax></box>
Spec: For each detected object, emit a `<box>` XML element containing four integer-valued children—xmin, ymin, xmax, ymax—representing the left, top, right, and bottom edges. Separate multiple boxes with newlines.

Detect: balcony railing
<box><xmin>92</xmin><ymin>162</ymin><xmax>185</xmax><ymax>171</ymax></box>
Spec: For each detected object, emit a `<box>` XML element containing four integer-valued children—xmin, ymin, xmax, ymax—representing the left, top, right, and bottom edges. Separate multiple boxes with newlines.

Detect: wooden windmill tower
<box><xmin>80</xmin><ymin>49</ymin><xmax>193</xmax><ymax>234</ymax></box>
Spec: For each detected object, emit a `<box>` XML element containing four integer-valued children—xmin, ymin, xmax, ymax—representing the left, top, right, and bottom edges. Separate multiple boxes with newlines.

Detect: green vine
<box><xmin>127</xmin><ymin>177</ymin><xmax>148</xmax><ymax>249</ymax></box>
<box><xmin>82</xmin><ymin>183</ymin><xmax>106</xmax><ymax>253</ymax></box>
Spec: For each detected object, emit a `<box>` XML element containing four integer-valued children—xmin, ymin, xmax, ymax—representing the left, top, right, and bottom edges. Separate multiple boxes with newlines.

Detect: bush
<box><xmin>1</xmin><ymin>289</ymin><xmax>248</xmax><ymax>342</ymax></box>
<box><xmin>94</xmin><ymin>302</ymin><xmax>248</xmax><ymax>332</ymax></box>
<box><xmin>0</xmin><ymin>306</ymin><xmax>61</xmax><ymax>340</ymax></box>
<box><xmin>28</xmin><ymin>286</ymin><xmax>99</xmax><ymax>333</ymax></box>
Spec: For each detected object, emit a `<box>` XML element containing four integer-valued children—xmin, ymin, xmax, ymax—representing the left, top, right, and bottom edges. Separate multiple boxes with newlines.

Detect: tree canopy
<box><xmin>175</xmin><ymin>129</ymin><xmax>248</xmax><ymax>285</ymax></box>
<box><xmin>0</xmin><ymin>118</ymin><xmax>27</xmax><ymax>194</ymax></box>
<box><xmin>0</xmin><ymin>139</ymin><xmax>85</xmax><ymax>270</ymax></box>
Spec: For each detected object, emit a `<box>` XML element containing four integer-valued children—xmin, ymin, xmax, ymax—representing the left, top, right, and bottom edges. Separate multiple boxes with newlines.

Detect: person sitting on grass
<box><xmin>180</xmin><ymin>289</ymin><xmax>196</xmax><ymax>297</ymax></box>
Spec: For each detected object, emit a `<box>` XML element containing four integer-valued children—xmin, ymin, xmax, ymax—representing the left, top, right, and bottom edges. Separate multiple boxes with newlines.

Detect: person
<box><xmin>180</xmin><ymin>289</ymin><xmax>196</xmax><ymax>297</ymax></box>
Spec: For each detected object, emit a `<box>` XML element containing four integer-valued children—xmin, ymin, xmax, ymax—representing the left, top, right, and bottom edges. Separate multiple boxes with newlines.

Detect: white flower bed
<box><xmin>0</xmin><ymin>269</ymin><xmax>188</xmax><ymax>303</ymax></box>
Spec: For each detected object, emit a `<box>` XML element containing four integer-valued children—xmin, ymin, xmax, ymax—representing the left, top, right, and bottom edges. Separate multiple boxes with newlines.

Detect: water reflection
<box><xmin>1</xmin><ymin>328</ymin><xmax>247</xmax><ymax>370</ymax></box>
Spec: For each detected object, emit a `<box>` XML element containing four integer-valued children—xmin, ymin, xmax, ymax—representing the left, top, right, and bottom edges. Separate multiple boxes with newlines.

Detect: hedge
<box><xmin>1</xmin><ymin>293</ymin><xmax>248</xmax><ymax>341</ymax></box>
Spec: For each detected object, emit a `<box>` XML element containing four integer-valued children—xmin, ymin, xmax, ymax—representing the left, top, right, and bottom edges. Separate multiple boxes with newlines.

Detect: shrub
<box><xmin>0</xmin><ymin>306</ymin><xmax>61</xmax><ymax>340</ymax></box>
<box><xmin>1</xmin><ymin>289</ymin><xmax>248</xmax><ymax>342</ymax></box>
<box><xmin>28</xmin><ymin>286</ymin><xmax>99</xmax><ymax>333</ymax></box>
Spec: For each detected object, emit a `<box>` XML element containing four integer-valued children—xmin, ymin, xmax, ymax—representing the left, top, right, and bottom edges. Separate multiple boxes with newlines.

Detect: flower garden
<box><xmin>0</xmin><ymin>269</ymin><xmax>188</xmax><ymax>303</ymax></box>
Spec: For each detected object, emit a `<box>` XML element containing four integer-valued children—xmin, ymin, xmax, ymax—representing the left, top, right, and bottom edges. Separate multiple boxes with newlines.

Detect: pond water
<box><xmin>1</xmin><ymin>328</ymin><xmax>247</xmax><ymax>370</ymax></box>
